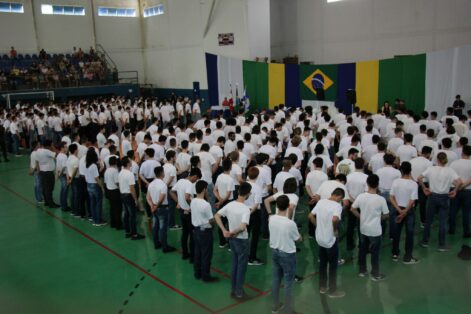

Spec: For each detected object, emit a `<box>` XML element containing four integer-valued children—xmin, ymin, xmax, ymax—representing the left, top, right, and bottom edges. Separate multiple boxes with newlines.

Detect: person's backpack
<box><xmin>457</xmin><ymin>245</ymin><xmax>471</xmax><ymax>261</ymax></box>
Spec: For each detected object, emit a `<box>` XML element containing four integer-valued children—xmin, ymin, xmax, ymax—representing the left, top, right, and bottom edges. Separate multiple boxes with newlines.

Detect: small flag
<box><xmin>242</xmin><ymin>87</ymin><xmax>250</xmax><ymax>112</ymax></box>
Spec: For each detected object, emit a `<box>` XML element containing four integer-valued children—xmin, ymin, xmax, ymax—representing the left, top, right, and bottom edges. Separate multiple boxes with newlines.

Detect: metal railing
<box><xmin>118</xmin><ymin>71</ymin><xmax>139</xmax><ymax>84</ymax></box>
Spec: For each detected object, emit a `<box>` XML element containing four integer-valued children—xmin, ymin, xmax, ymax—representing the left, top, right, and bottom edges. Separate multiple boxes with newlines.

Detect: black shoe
<box><xmin>125</xmin><ymin>233</ymin><xmax>132</xmax><ymax>238</ymax></box>
<box><xmin>182</xmin><ymin>253</ymin><xmax>190</xmax><ymax>260</ymax></box>
<box><xmin>131</xmin><ymin>234</ymin><xmax>145</xmax><ymax>240</ymax></box>
<box><xmin>294</xmin><ymin>275</ymin><xmax>303</xmax><ymax>282</ymax></box>
<box><xmin>464</xmin><ymin>233</ymin><xmax>471</xmax><ymax>239</ymax></box>
<box><xmin>202</xmin><ymin>276</ymin><xmax>219</xmax><ymax>283</ymax></box>
<box><xmin>49</xmin><ymin>204</ymin><xmax>60</xmax><ymax>209</ymax></box>
<box><xmin>194</xmin><ymin>275</ymin><xmax>201</xmax><ymax>280</ymax></box>
<box><xmin>62</xmin><ymin>207</ymin><xmax>71</xmax><ymax>212</ymax></box>
<box><xmin>163</xmin><ymin>246</ymin><xmax>176</xmax><ymax>253</ymax></box>
<box><xmin>154</xmin><ymin>243</ymin><xmax>162</xmax><ymax>249</ymax></box>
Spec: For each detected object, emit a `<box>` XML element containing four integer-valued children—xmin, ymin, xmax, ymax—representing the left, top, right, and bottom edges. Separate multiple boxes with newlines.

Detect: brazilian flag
<box><xmin>299</xmin><ymin>64</ymin><xmax>338</xmax><ymax>101</ymax></box>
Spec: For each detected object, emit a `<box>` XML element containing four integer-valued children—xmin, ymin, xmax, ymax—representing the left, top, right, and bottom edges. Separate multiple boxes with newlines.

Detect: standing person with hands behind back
<box><xmin>215</xmin><ymin>183</ymin><xmax>252</xmax><ymax>300</ymax></box>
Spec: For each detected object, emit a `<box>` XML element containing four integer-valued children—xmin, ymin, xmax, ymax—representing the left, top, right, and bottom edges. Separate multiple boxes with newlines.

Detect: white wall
<box><xmin>0</xmin><ymin>0</ymin><xmax>38</xmax><ymax>52</ymax></box>
<box><xmin>271</xmin><ymin>0</ymin><xmax>471</xmax><ymax>64</ymax></box>
<box><xmin>247</xmin><ymin>0</ymin><xmax>271</xmax><ymax>59</ymax></box>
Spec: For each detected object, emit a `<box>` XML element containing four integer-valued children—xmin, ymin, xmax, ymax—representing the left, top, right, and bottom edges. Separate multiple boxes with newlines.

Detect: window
<box><xmin>0</xmin><ymin>1</ymin><xmax>24</xmax><ymax>13</ymax></box>
<box><xmin>41</xmin><ymin>4</ymin><xmax>85</xmax><ymax>16</ymax></box>
<box><xmin>143</xmin><ymin>4</ymin><xmax>164</xmax><ymax>18</ymax></box>
<box><xmin>98</xmin><ymin>7</ymin><xmax>136</xmax><ymax>17</ymax></box>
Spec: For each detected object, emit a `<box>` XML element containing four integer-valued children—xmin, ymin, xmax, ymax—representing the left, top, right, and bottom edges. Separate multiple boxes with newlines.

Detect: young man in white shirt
<box><xmin>119</xmin><ymin>157</ymin><xmax>145</xmax><ymax>240</ymax></box>
<box><xmin>410</xmin><ymin>146</ymin><xmax>433</xmax><ymax>226</ymax></box>
<box><xmin>163</xmin><ymin>150</ymin><xmax>180</xmax><ymax>230</ymax></box>
<box><xmin>449</xmin><ymin>145</ymin><xmax>471</xmax><ymax>238</ymax></box>
<box><xmin>66</xmin><ymin>143</ymin><xmax>80</xmax><ymax>216</ymax></box>
<box><xmin>147</xmin><ymin>166</ymin><xmax>175</xmax><ymax>252</ymax></box>
<box><xmin>215</xmin><ymin>182</ymin><xmax>252</xmax><ymax>299</ymax></box>
<box><xmin>191</xmin><ymin>180</ymin><xmax>218</xmax><ymax>282</ymax></box>
<box><xmin>214</xmin><ymin>159</ymin><xmax>236</xmax><ymax>248</ymax></box>
<box><xmin>244</xmin><ymin>166</ymin><xmax>264</xmax><ymax>266</ymax></box>
<box><xmin>351</xmin><ymin>174</ymin><xmax>389</xmax><ymax>281</ymax></box>
<box><xmin>418</xmin><ymin>152</ymin><xmax>462</xmax><ymax>251</ymax></box>
<box><xmin>37</xmin><ymin>140</ymin><xmax>58</xmax><ymax>208</ymax></box>
<box><xmin>56</xmin><ymin>142</ymin><xmax>69</xmax><ymax>212</ymax></box>
<box><xmin>390</xmin><ymin>162</ymin><xmax>419</xmax><ymax>264</ymax></box>
<box><xmin>396</xmin><ymin>133</ymin><xmax>418</xmax><ymax>163</ymax></box>
<box><xmin>104</xmin><ymin>156</ymin><xmax>122</xmax><ymax>229</ymax></box>
<box><xmin>270</xmin><ymin>195</ymin><xmax>302</xmax><ymax>313</ymax></box>
<box><xmin>29</xmin><ymin>141</ymin><xmax>43</xmax><ymax>204</ymax></box>
<box><xmin>170</xmin><ymin>168</ymin><xmax>201</xmax><ymax>261</ymax></box>
<box><xmin>308</xmin><ymin>188</ymin><xmax>345</xmax><ymax>298</ymax></box>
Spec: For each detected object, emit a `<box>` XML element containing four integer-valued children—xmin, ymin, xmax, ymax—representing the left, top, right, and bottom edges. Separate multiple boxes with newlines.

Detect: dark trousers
<box><xmin>346</xmin><ymin>209</ymin><xmax>358</xmax><ymax>250</ymax></box>
<box><xmin>450</xmin><ymin>189</ymin><xmax>471</xmax><ymax>236</ymax></box>
<box><xmin>391</xmin><ymin>208</ymin><xmax>415</xmax><ymax>260</ymax></box>
<box><xmin>417</xmin><ymin>185</ymin><xmax>428</xmax><ymax>224</ymax></box>
<box><xmin>39</xmin><ymin>171</ymin><xmax>55</xmax><ymax>206</ymax></box>
<box><xmin>217</xmin><ymin>200</ymin><xmax>231</xmax><ymax>246</ymax></box>
<box><xmin>71</xmin><ymin>178</ymin><xmax>79</xmax><ymax>215</ymax></box>
<box><xmin>319</xmin><ymin>241</ymin><xmax>339</xmax><ymax>292</ymax></box>
<box><xmin>0</xmin><ymin>137</ymin><xmax>7</xmax><ymax>161</ymax></box>
<box><xmin>122</xmin><ymin>194</ymin><xmax>138</xmax><ymax>235</ymax></box>
<box><xmin>422</xmin><ymin>193</ymin><xmax>449</xmax><ymax>247</ymax></box>
<box><xmin>77</xmin><ymin>176</ymin><xmax>88</xmax><ymax>218</ymax></box>
<box><xmin>193</xmin><ymin>228</ymin><xmax>213</xmax><ymax>280</ymax></box>
<box><xmin>181</xmin><ymin>212</ymin><xmax>194</xmax><ymax>258</ymax></box>
<box><xmin>248</xmin><ymin>209</ymin><xmax>261</xmax><ymax>260</ymax></box>
<box><xmin>359</xmin><ymin>234</ymin><xmax>382</xmax><ymax>277</ymax></box>
<box><xmin>107</xmin><ymin>189</ymin><xmax>123</xmax><ymax>229</ymax></box>
<box><xmin>261</xmin><ymin>196</ymin><xmax>270</xmax><ymax>238</ymax></box>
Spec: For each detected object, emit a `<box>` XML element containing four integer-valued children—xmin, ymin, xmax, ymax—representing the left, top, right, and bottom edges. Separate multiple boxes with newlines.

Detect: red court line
<box><xmin>0</xmin><ymin>183</ymin><xmax>215</xmax><ymax>314</ymax></box>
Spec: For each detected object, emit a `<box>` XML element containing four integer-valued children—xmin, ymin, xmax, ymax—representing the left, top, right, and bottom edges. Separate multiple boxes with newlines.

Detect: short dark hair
<box><xmin>109</xmin><ymin>156</ymin><xmax>118</xmax><ymax>166</ymax></box>
<box><xmin>154</xmin><ymin>166</ymin><xmax>164</xmax><ymax>178</ymax></box>
<box><xmin>463</xmin><ymin>145</ymin><xmax>471</xmax><ymax>157</ymax></box>
<box><xmin>222</xmin><ymin>158</ymin><xmax>232</xmax><ymax>172</ymax></box>
<box><xmin>383</xmin><ymin>153</ymin><xmax>395</xmax><ymax>165</ymax></box>
<box><xmin>331</xmin><ymin>188</ymin><xmax>345</xmax><ymax>198</ymax></box>
<box><xmin>238</xmin><ymin>182</ymin><xmax>252</xmax><ymax>197</ymax></box>
<box><xmin>421</xmin><ymin>146</ymin><xmax>433</xmax><ymax>155</ymax></box>
<box><xmin>400</xmin><ymin>161</ymin><xmax>412</xmax><ymax>175</ymax></box>
<box><xmin>195</xmin><ymin>180</ymin><xmax>208</xmax><ymax>194</ymax></box>
<box><xmin>283</xmin><ymin>177</ymin><xmax>298</xmax><ymax>194</ymax></box>
<box><xmin>166</xmin><ymin>150</ymin><xmax>176</xmax><ymax>161</ymax></box>
<box><xmin>335</xmin><ymin>174</ymin><xmax>347</xmax><ymax>184</ymax></box>
<box><xmin>367</xmin><ymin>174</ymin><xmax>379</xmax><ymax>189</ymax></box>
<box><xmin>354</xmin><ymin>158</ymin><xmax>365</xmax><ymax>170</ymax></box>
<box><xmin>276</xmin><ymin>195</ymin><xmax>290</xmax><ymax>211</ymax></box>
<box><xmin>145</xmin><ymin>148</ymin><xmax>155</xmax><ymax>158</ymax></box>
<box><xmin>313</xmin><ymin>157</ymin><xmax>323</xmax><ymax>168</ymax></box>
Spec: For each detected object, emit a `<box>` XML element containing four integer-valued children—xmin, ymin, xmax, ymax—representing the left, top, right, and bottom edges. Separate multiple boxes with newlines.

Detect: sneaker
<box><xmin>202</xmin><ymin>276</ymin><xmax>219</xmax><ymax>283</ymax></box>
<box><xmin>219</xmin><ymin>243</ymin><xmax>227</xmax><ymax>249</ymax></box>
<box><xmin>170</xmin><ymin>225</ymin><xmax>182</xmax><ymax>230</ymax></box>
<box><xmin>163</xmin><ymin>246</ymin><xmax>177</xmax><ymax>253</ymax></box>
<box><xmin>125</xmin><ymin>233</ymin><xmax>132</xmax><ymax>238</ymax></box>
<box><xmin>294</xmin><ymin>275</ymin><xmax>303</xmax><ymax>282</ymax></box>
<box><xmin>182</xmin><ymin>253</ymin><xmax>190</xmax><ymax>260</ymax></box>
<box><xmin>319</xmin><ymin>287</ymin><xmax>328</xmax><ymax>294</ymax></box>
<box><xmin>371</xmin><ymin>274</ymin><xmax>386</xmax><ymax>281</ymax></box>
<box><xmin>420</xmin><ymin>223</ymin><xmax>425</xmax><ymax>229</ymax></box>
<box><xmin>358</xmin><ymin>271</ymin><xmax>368</xmax><ymax>277</ymax></box>
<box><xmin>437</xmin><ymin>246</ymin><xmax>450</xmax><ymax>252</ymax></box>
<box><xmin>131</xmin><ymin>234</ymin><xmax>145</xmax><ymax>240</ymax></box>
<box><xmin>337</xmin><ymin>259</ymin><xmax>345</xmax><ymax>266</ymax></box>
<box><xmin>392</xmin><ymin>255</ymin><xmax>399</xmax><ymax>262</ymax></box>
<box><xmin>327</xmin><ymin>290</ymin><xmax>346</xmax><ymax>298</ymax></box>
<box><xmin>96</xmin><ymin>222</ymin><xmax>107</xmax><ymax>227</ymax></box>
<box><xmin>248</xmin><ymin>259</ymin><xmax>264</xmax><ymax>266</ymax></box>
<box><xmin>403</xmin><ymin>258</ymin><xmax>420</xmax><ymax>265</ymax></box>
<box><xmin>419</xmin><ymin>242</ymin><xmax>429</xmax><ymax>248</ymax></box>
<box><xmin>272</xmin><ymin>304</ymin><xmax>284</xmax><ymax>314</ymax></box>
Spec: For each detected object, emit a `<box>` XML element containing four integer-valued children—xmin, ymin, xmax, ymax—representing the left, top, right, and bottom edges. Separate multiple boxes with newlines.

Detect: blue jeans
<box><xmin>168</xmin><ymin>191</ymin><xmax>176</xmax><ymax>227</ymax></box>
<box><xmin>153</xmin><ymin>206</ymin><xmax>169</xmax><ymax>248</ymax></box>
<box><xmin>11</xmin><ymin>134</ymin><xmax>19</xmax><ymax>155</ymax></box>
<box><xmin>207</xmin><ymin>182</ymin><xmax>215</xmax><ymax>211</ymax></box>
<box><xmin>59</xmin><ymin>174</ymin><xmax>69</xmax><ymax>211</ymax></box>
<box><xmin>380</xmin><ymin>191</ymin><xmax>394</xmax><ymax>239</ymax></box>
<box><xmin>319</xmin><ymin>241</ymin><xmax>339</xmax><ymax>292</ymax></box>
<box><xmin>392</xmin><ymin>208</ymin><xmax>415</xmax><ymax>259</ymax></box>
<box><xmin>71</xmin><ymin>178</ymin><xmax>80</xmax><ymax>215</ymax></box>
<box><xmin>87</xmin><ymin>183</ymin><xmax>102</xmax><ymax>224</ymax></box>
<box><xmin>450</xmin><ymin>189</ymin><xmax>471</xmax><ymax>236</ymax></box>
<box><xmin>422</xmin><ymin>193</ymin><xmax>449</xmax><ymax>247</ymax></box>
<box><xmin>33</xmin><ymin>171</ymin><xmax>43</xmax><ymax>203</ymax></box>
<box><xmin>272</xmin><ymin>249</ymin><xmax>296</xmax><ymax>313</ymax></box>
<box><xmin>122</xmin><ymin>194</ymin><xmax>138</xmax><ymax>235</ymax></box>
<box><xmin>229</xmin><ymin>238</ymin><xmax>249</xmax><ymax>297</ymax></box>
<box><xmin>359</xmin><ymin>234</ymin><xmax>382</xmax><ymax>276</ymax></box>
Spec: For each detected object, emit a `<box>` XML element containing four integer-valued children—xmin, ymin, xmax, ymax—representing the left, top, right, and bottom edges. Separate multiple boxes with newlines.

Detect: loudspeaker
<box><xmin>316</xmin><ymin>88</ymin><xmax>325</xmax><ymax>100</ymax></box>
<box><xmin>346</xmin><ymin>89</ymin><xmax>356</xmax><ymax>104</ymax></box>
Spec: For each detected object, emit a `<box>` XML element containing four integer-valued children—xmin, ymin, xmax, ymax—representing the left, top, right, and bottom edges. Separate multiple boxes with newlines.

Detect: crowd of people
<box><xmin>1</xmin><ymin>96</ymin><xmax>471</xmax><ymax>313</ymax></box>
<box><xmin>0</xmin><ymin>46</ymin><xmax>111</xmax><ymax>91</ymax></box>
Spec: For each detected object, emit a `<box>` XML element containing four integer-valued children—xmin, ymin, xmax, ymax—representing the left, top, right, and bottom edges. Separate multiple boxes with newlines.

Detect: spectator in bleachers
<box><xmin>9</xmin><ymin>47</ymin><xmax>17</xmax><ymax>59</ymax></box>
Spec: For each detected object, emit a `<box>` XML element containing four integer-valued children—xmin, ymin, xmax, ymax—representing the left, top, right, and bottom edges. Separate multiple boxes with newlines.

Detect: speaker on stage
<box><xmin>346</xmin><ymin>89</ymin><xmax>356</xmax><ymax>105</ymax></box>
<box><xmin>316</xmin><ymin>88</ymin><xmax>325</xmax><ymax>100</ymax></box>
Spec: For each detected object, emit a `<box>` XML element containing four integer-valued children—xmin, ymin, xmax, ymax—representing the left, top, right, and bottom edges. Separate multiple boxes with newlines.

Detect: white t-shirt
<box><xmin>217</xmin><ymin>201</ymin><xmax>251</xmax><ymax>239</ymax></box>
<box><xmin>104</xmin><ymin>167</ymin><xmax>119</xmax><ymax>190</ymax></box>
<box><xmin>139</xmin><ymin>159</ymin><xmax>160</xmax><ymax>179</ymax></box>
<box><xmin>306</xmin><ymin>170</ymin><xmax>328</xmax><ymax>195</ymax></box>
<box><xmin>273</xmin><ymin>171</ymin><xmax>294</xmax><ymax>193</ymax></box>
<box><xmin>163</xmin><ymin>163</ymin><xmax>177</xmax><ymax>188</ymax></box>
<box><xmin>346</xmin><ymin>171</ymin><xmax>368</xmax><ymax>200</ymax></box>
<box><xmin>215</xmin><ymin>173</ymin><xmax>235</xmax><ymax>200</ymax></box>
<box><xmin>36</xmin><ymin>148</ymin><xmax>56</xmax><ymax>172</ymax></box>
<box><xmin>272</xmin><ymin>192</ymin><xmax>299</xmax><ymax>219</ymax></box>
<box><xmin>269</xmin><ymin>215</ymin><xmax>300</xmax><ymax>254</ymax></box>
<box><xmin>311</xmin><ymin>199</ymin><xmax>342</xmax><ymax>248</ymax></box>
<box><xmin>66</xmin><ymin>155</ymin><xmax>79</xmax><ymax>178</ymax></box>
<box><xmin>369</xmin><ymin>152</ymin><xmax>385</xmax><ymax>174</ymax></box>
<box><xmin>352</xmin><ymin>193</ymin><xmax>389</xmax><ymax>237</ymax></box>
<box><xmin>245</xmin><ymin>181</ymin><xmax>262</xmax><ymax>209</ymax></box>
<box><xmin>396</xmin><ymin>144</ymin><xmax>418</xmax><ymax>163</ymax></box>
<box><xmin>148</xmin><ymin>178</ymin><xmax>168</xmax><ymax>206</ymax></box>
<box><xmin>450</xmin><ymin>159</ymin><xmax>471</xmax><ymax>190</ymax></box>
<box><xmin>191</xmin><ymin>198</ymin><xmax>213</xmax><ymax>228</ymax></box>
<box><xmin>84</xmin><ymin>164</ymin><xmax>99</xmax><ymax>184</ymax></box>
<box><xmin>390</xmin><ymin>178</ymin><xmax>418</xmax><ymax>207</ymax></box>
<box><xmin>410</xmin><ymin>156</ymin><xmax>432</xmax><ymax>181</ymax></box>
<box><xmin>422</xmin><ymin>166</ymin><xmax>459</xmax><ymax>194</ymax></box>
<box><xmin>171</xmin><ymin>179</ymin><xmax>195</xmax><ymax>210</ymax></box>
<box><xmin>376</xmin><ymin>166</ymin><xmax>401</xmax><ymax>193</ymax></box>
<box><xmin>118</xmin><ymin>169</ymin><xmax>135</xmax><ymax>194</ymax></box>
<box><xmin>197</xmin><ymin>151</ymin><xmax>216</xmax><ymax>184</ymax></box>
<box><xmin>316</xmin><ymin>180</ymin><xmax>349</xmax><ymax>200</ymax></box>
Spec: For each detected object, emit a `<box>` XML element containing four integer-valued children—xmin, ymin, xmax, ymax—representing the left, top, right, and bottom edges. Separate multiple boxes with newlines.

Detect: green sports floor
<box><xmin>1</xmin><ymin>157</ymin><xmax>470</xmax><ymax>314</ymax></box>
